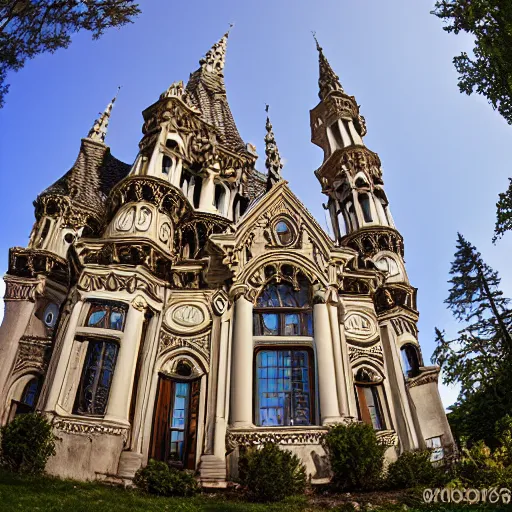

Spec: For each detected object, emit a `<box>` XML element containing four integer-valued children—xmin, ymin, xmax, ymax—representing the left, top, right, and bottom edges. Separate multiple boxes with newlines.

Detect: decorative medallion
<box><xmin>159</xmin><ymin>222</ymin><xmax>172</xmax><ymax>244</ymax></box>
<box><xmin>212</xmin><ymin>290</ymin><xmax>229</xmax><ymax>316</ymax></box>
<box><xmin>164</xmin><ymin>302</ymin><xmax>211</xmax><ymax>334</ymax></box>
<box><xmin>115</xmin><ymin>206</ymin><xmax>135</xmax><ymax>231</ymax></box>
<box><xmin>344</xmin><ymin>311</ymin><xmax>378</xmax><ymax>342</ymax></box>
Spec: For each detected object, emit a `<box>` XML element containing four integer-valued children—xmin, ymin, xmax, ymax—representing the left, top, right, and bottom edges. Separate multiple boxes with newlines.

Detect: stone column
<box><xmin>314</xmin><ymin>303</ymin><xmax>342</xmax><ymax>424</ymax></box>
<box><xmin>328</xmin><ymin>304</ymin><xmax>349</xmax><ymax>416</ymax></box>
<box><xmin>43</xmin><ymin>298</ymin><xmax>84</xmax><ymax>412</ymax></box>
<box><xmin>0</xmin><ymin>278</ymin><xmax>38</xmax><ymax>400</ymax></box>
<box><xmin>347</xmin><ymin>119</ymin><xmax>363</xmax><ymax>145</ymax></box>
<box><xmin>230</xmin><ymin>296</ymin><xmax>253</xmax><ymax>428</ymax></box>
<box><xmin>199</xmin><ymin>169</ymin><xmax>217</xmax><ymax>212</ymax></box>
<box><xmin>105</xmin><ymin>296</ymin><xmax>147</xmax><ymax>424</ymax></box>
<box><xmin>214</xmin><ymin>319</ymin><xmax>230</xmax><ymax>456</ymax></box>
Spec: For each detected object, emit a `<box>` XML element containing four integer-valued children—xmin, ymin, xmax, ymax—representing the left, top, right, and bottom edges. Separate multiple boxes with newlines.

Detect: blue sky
<box><xmin>1</xmin><ymin>0</ymin><xmax>511</xmax><ymax>409</ymax></box>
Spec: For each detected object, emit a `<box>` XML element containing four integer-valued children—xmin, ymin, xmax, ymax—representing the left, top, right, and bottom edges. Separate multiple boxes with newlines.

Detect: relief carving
<box><xmin>159</xmin><ymin>331</ymin><xmax>210</xmax><ymax>364</ymax></box>
<box><xmin>345</xmin><ymin>312</ymin><xmax>378</xmax><ymax>342</ymax></box>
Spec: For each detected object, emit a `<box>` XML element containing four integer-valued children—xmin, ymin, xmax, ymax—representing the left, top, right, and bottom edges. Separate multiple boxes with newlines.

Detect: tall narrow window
<box><xmin>354</xmin><ymin>368</ymin><xmax>386</xmax><ymax>431</ymax></box>
<box><xmin>256</xmin><ymin>349</ymin><xmax>312</xmax><ymax>427</ymax></box>
<box><xmin>193</xmin><ymin>177</ymin><xmax>202</xmax><ymax>208</ymax></box>
<box><xmin>359</xmin><ymin>194</ymin><xmax>373</xmax><ymax>223</ymax></box>
<box><xmin>74</xmin><ymin>340</ymin><xmax>118</xmax><ymax>416</ymax></box>
<box><xmin>346</xmin><ymin>201</ymin><xmax>358</xmax><ymax>231</ymax></box>
<box><xmin>400</xmin><ymin>345</ymin><xmax>420</xmax><ymax>378</ymax></box>
<box><xmin>162</xmin><ymin>155</ymin><xmax>172</xmax><ymax>175</ymax></box>
<box><xmin>37</xmin><ymin>218</ymin><xmax>51</xmax><ymax>247</ymax></box>
<box><xmin>214</xmin><ymin>184</ymin><xmax>226</xmax><ymax>215</ymax></box>
<box><xmin>329</xmin><ymin>121</ymin><xmax>344</xmax><ymax>150</ymax></box>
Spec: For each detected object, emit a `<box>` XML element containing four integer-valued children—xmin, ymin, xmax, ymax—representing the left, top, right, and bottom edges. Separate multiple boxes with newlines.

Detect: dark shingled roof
<box><xmin>39</xmin><ymin>138</ymin><xmax>131</xmax><ymax>217</ymax></box>
<box><xmin>185</xmin><ymin>68</ymin><xmax>246</xmax><ymax>154</ymax></box>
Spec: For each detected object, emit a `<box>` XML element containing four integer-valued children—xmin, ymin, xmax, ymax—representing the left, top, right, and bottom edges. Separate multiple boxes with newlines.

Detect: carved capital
<box><xmin>131</xmin><ymin>295</ymin><xmax>148</xmax><ymax>312</ymax></box>
<box><xmin>3</xmin><ymin>276</ymin><xmax>40</xmax><ymax>302</ymax></box>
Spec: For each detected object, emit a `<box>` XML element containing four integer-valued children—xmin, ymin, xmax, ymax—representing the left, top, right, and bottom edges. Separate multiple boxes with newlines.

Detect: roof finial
<box><xmin>200</xmin><ymin>25</ymin><xmax>233</xmax><ymax>74</ymax></box>
<box><xmin>264</xmin><ymin>104</ymin><xmax>283</xmax><ymax>191</ymax></box>
<box><xmin>87</xmin><ymin>87</ymin><xmax>120</xmax><ymax>143</ymax></box>
<box><xmin>312</xmin><ymin>33</ymin><xmax>344</xmax><ymax>100</ymax></box>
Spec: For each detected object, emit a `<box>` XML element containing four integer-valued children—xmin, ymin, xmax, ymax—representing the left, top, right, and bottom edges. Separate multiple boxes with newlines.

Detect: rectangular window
<box><xmin>169</xmin><ymin>382</ymin><xmax>190</xmax><ymax>461</ymax></box>
<box><xmin>256</xmin><ymin>349</ymin><xmax>312</xmax><ymax>427</ymax></box>
<box><xmin>74</xmin><ymin>340</ymin><xmax>118</xmax><ymax>416</ymax></box>
<box><xmin>425</xmin><ymin>436</ymin><xmax>444</xmax><ymax>462</ymax></box>
<box><xmin>253</xmin><ymin>312</ymin><xmax>313</xmax><ymax>336</ymax></box>
<box><xmin>356</xmin><ymin>385</ymin><xmax>385</xmax><ymax>430</ymax></box>
<box><xmin>85</xmin><ymin>302</ymin><xmax>127</xmax><ymax>331</ymax></box>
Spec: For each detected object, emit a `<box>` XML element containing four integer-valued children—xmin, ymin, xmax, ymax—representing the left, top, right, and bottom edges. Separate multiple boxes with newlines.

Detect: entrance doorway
<box><xmin>150</xmin><ymin>374</ymin><xmax>200</xmax><ymax>469</ymax></box>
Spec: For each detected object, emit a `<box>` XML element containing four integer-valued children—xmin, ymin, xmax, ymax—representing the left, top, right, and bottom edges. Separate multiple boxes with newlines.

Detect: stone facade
<box><xmin>0</xmin><ymin>31</ymin><xmax>454</xmax><ymax>485</ymax></box>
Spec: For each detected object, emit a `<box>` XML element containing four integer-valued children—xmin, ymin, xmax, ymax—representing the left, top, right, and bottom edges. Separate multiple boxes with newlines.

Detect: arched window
<box><xmin>253</xmin><ymin>275</ymin><xmax>313</xmax><ymax>336</ymax></box>
<box><xmin>400</xmin><ymin>344</ymin><xmax>420</xmax><ymax>378</ymax></box>
<box><xmin>14</xmin><ymin>377</ymin><xmax>42</xmax><ymax>416</ymax></box>
<box><xmin>359</xmin><ymin>194</ymin><xmax>373</xmax><ymax>223</ymax></box>
<box><xmin>354</xmin><ymin>368</ymin><xmax>386</xmax><ymax>430</ymax></box>
<box><xmin>253</xmin><ymin>273</ymin><xmax>316</xmax><ymax>427</ymax></box>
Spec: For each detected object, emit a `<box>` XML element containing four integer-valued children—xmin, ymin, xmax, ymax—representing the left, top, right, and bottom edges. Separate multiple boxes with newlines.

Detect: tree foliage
<box><xmin>433</xmin><ymin>233</ymin><xmax>512</xmax><ymax>398</ymax></box>
<box><xmin>434</xmin><ymin>233</ymin><xmax>512</xmax><ymax>447</ymax></box>
<box><xmin>0</xmin><ymin>0</ymin><xmax>140</xmax><ymax>107</ymax></box>
<box><xmin>431</xmin><ymin>0</ymin><xmax>512</xmax><ymax>125</ymax></box>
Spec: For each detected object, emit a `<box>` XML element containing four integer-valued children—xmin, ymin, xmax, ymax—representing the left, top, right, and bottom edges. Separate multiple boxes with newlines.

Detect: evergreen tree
<box><xmin>0</xmin><ymin>0</ymin><xmax>141</xmax><ymax>108</ymax></box>
<box><xmin>434</xmin><ymin>233</ymin><xmax>512</xmax><ymax>446</ymax></box>
<box><xmin>431</xmin><ymin>0</ymin><xmax>512</xmax><ymax>125</ymax></box>
<box><xmin>494</xmin><ymin>178</ymin><xmax>512</xmax><ymax>242</ymax></box>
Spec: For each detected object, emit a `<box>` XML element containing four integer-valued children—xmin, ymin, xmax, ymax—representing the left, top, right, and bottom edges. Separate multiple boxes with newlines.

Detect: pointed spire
<box><xmin>264</xmin><ymin>105</ymin><xmax>283</xmax><ymax>191</ymax></box>
<box><xmin>87</xmin><ymin>87</ymin><xmax>120</xmax><ymax>143</ymax></box>
<box><xmin>200</xmin><ymin>24</ymin><xmax>233</xmax><ymax>74</ymax></box>
<box><xmin>312</xmin><ymin>32</ymin><xmax>344</xmax><ymax>100</ymax></box>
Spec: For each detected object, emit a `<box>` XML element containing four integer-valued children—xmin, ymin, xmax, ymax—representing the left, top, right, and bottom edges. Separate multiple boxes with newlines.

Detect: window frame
<box><xmin>83</xmin><ymin>301</ymin><xmax>128</xmax><ymax>332</ymax></box>
<box><xmin>73</xmin><ymin>338</ymin><xmax>119</xmax><ymax>417</ymax></box>
<box><xmin>253</xmin><ymin>346</ymin><xmax>316</xmax><ymax>428</ymax></box>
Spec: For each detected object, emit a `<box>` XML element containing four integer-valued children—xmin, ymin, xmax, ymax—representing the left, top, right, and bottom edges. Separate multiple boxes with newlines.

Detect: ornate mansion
<box><xmin>0</xmin><ymin>31</ymin><xmax>454</xmax><ymax>484</ymax></box>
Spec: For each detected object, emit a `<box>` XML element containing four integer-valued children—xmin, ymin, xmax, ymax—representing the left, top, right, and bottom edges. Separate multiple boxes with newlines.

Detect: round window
<box><xmin>275</xmin><ymin>221</ymin><xmax>293</xmax><ymax>245</ymax></box>
<box><xmin>43</xmin><ymin>303</ymin><xmax>59</xmax><ymax>328</ymax></box>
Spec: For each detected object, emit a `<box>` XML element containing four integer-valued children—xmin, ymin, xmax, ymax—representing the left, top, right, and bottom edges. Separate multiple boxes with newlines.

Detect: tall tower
<box><xmin>310</xmin><ymin>38</ymin><xmax>397</xmax><ymax>246</ymax></box>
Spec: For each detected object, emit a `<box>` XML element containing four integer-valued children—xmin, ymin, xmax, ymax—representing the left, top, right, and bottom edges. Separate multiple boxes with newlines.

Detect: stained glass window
<box><xmin>256</xmin><ymin>350</ymin><xmax>312</xmax><ymax>427</ymax></box>
<box><xmin>74</xmin><ymin>340</ymin><xmax>118</xmax><ymax>416</ymax></box>
<box><xmin>86</xmin><ymin>303</ymin><xmax>127</xmax><ymax>331</ymax></box>
<box><xmin>253</xmin><ymin>278</ymin><xmax>313</xmax><ymax>336</ymax></box>
<box><xmin>169</xmin><ymin>382</ymin><xmax>190</xmax><ymax>461</ymax></box>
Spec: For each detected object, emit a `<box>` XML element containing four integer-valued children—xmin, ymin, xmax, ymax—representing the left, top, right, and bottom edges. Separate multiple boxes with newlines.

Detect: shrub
<box><xmin>322</xmin><ymin>422</ymin><xmax>385</xmax><ymax>491</ymax></box>
<box><xmin>0</xmin><ymin>412</ymin><xmax>56</xmax><ymax>474</ymax></box>
<box><xmin>386</xmin><ymin>450</ymin><xmax>445</xmax><ymax>489</ymax></box>
<box><xmin>239</xmin><ymin>443</ymin><xmax>307</xmax><ymax>502</ymax></box>
<box><xmin>134</xmin><ymin>459</ymin><xmax>198</xmax><ymax>497</ymax></box>
<box><xmin>453</xmin><ymin>440</ymin><xmax>512</xmax><ymax>488</ymax></box>
<box><xmin>133</xmin><ymin>459</ymin><xmax>198</xmax><ymax>496</ymax></box>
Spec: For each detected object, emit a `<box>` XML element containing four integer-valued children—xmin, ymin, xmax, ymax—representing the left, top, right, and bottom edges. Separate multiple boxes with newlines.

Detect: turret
<box><xmin>310</xmin><ymin>36</ymin><xmax>395</xmax><ymax>242</ymax></box>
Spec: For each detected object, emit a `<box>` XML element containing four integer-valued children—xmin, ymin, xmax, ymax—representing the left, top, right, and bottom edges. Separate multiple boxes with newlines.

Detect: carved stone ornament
<box><xmin>3</xmin><ymin>276</ymin><xmax>39</xmax><ymax>302</ymax></box>
<box><xmin>131</xmin><ymin>295</ymin><xmax>148</xmax><ymax>312</ymax></box>
<box><xmin>226</xmin><ymin>427</ymin><xmax>328</xmax><ymax>450</ymax></box>
<box><xmin>376</xmin><ymin>430</ymin><xmax>399</xmax><ymax>447</ymax></box>
<box><xmin>348</xmin><ymin>343</ymin><xmax>384</xmax><ymax>365</ymax></box>
<box><xmin>407</xmin><ymin>367</ymin><xmax>440</xmax><ymax>388</ymax></box>
<box><xmin>164</xmin><ymin>302</ymin><xmax>211</xmax><ymax>334</ymax></box>
<box><xmin>211</xmin><ymin>290</ymin><xmax>229</xmax><ymax>316</ymax></box>
<box><xmin>77</xmin><ymin>271</ymin><xmax>162</xmax><ymax>302</ymax></box>
<box><xmin>159</xmin><ymin>331</ymin><xmax>210</xmax><ymax>365</ymax></box>
<box><xmin>52</xmin><ymin>417</ymin><xmax>128</xmax><ymax>441</ymax></box>
<box><xmin>13</xmin><ymin>335</ymin><xmax>52</xmax><ymax>375</ymax></box>
<box><xmin>8</xmin><ymin>247</ymin><xmax>68</xmax><ymax>284</ymax></box>
<box><xmin>344</xmin><ymin>311</ymin><xmax>378</xmax><ymax>342</ymax></box>
<box><xmin>343</xmin><ymin>226</ymin><xmax>404</xmax><ymax>259</ymax></box>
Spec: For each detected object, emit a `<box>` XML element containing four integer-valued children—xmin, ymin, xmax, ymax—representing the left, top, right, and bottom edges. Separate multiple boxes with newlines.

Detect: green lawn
<box><xmin>0</xmin><ymin>470</ymin><xmax>504</xmax><ymax>511</ymax></box>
